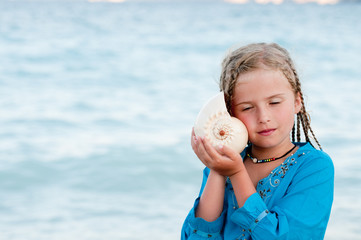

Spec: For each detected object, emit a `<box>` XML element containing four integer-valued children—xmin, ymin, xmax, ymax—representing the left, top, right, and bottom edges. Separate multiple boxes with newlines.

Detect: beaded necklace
<box><xmin>247</xmin><ymin>145</ymin><xmax>297</xmax><ymax>164</ymax></box>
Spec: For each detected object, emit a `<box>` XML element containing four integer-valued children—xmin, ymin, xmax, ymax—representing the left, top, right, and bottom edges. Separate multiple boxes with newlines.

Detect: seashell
<box><xmin>194</xmin><ymin>92</ymin><xmax>248</xmax><ymax>153</ymax></box>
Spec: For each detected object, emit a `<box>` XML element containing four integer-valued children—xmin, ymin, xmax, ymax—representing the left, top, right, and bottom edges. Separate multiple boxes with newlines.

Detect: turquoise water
<box><xmin>0</xmin><ymin>1</ymin><xmax>360</xmax><ymax>239</ymax></box>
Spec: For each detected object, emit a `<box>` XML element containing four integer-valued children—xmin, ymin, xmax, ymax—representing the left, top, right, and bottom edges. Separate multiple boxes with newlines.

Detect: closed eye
<box><xmin>242</xmin><ymin>106</ymin><xmax>253</xmax><ymax>111</ymax></box>
<box><xmin>270</xmin><ymin>101</ymin><xmax>280</xmax><ymax>105</ymax></box>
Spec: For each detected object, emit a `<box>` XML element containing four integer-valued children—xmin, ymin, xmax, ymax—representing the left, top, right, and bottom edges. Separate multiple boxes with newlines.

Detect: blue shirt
<box><xmin>181</xmin><ymin>142</ymin><xmax>334</xmax><ymax>240</ymax></box>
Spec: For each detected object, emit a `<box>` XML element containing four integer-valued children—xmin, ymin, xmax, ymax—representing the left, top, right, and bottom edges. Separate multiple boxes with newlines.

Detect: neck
<box><xmin>250</xmin><ymin>141</ymin><xmax>295</xmax><ymax>160</ymax></box>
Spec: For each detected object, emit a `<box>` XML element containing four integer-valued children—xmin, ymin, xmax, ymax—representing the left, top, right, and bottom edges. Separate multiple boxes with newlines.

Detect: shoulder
<box><xmin>286</xmin><ymin>142</ymin><xmax>334</xmax><ymax>195</ymax></box>
<box><xmin>294</xmin><ymin>142</ymin><xmax>334</xmax><ymax>177</ymax></box>
<box><xmin>296</xmin><ymin>142</ymin><xmax>333</xmax><ymax>166</ymax></box>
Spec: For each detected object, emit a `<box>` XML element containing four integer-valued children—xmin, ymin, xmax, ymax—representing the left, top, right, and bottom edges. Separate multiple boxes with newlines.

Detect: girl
<box><xmin>181</xmin><ymin>43</ymin><xmax>334</xmax><ymax>240</ymax></box>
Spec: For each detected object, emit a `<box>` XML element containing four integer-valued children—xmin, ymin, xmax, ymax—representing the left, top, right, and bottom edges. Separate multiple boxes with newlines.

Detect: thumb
<box><xmin>217</xmin><ymin>144</ymin><xmax>242</xmax><ymax>160</ymax></box>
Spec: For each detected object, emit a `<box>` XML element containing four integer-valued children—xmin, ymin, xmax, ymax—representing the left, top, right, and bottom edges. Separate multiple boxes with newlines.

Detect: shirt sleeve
<box><xmin>230</xmin><ymin>151</ymin><xmax>334</xmax><ymax>239</ymax></box>
<box><xmin>181</xmin><ymin>168</ymin><xmax>226</xmax><ymax>240</ymax></box>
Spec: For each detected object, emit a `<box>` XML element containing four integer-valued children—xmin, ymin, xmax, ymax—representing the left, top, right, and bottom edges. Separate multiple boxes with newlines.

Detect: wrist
<box><xmin>228</xmin><ymin>168</ymin><xmax>256</xmax><ymax>208</ymax></box>
<box><xmin>226</xmin><ymin>164</ymin><xmax>246</xmax><ymax>178</ymax></box>
<box><xmin>228</xmin><ymin>167</ymin><xmax>247</xmax><ymax>180</ymax></box>
<box><xmin>209</xmin><ymin>169</ymin><xmax>227</xmax><ymax>182</ymax></box>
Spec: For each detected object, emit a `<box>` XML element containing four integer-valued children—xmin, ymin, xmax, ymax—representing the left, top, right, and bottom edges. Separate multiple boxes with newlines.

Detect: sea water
<box><xmin>0</xmin><ymin>1</ymin><xmax>360</xmax><ymax>239</ymax></box>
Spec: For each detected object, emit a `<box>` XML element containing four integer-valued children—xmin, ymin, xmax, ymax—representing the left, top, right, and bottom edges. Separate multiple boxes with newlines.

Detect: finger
<box><xmin>196</xmin><ymin>138</ymin><xmax>214</xmax><ymax>166</ymax></box>
<box><xmin>218</xmin><ymin>144</ymin><xmax>243</xmax><ymax>162</ymax></box>
<box><xmin>191</xmin><ymin>128</ymin><xmax>199</xmax><ymax>152</ymax></box>
<box><xmin>190</xmin><ymin>132</ymin><xmax>204</xmax><ymax>156</ymax></box>
<box><xmin>201</xmin><ymin>139</ymin><xmax>234</xmax><ymax>174</ymax></box>
<box><xmin>191</xmin><ymin>134</ymin><xmax>197</xmax><ymax>151</ymax></box>
<box><xmin>192</xmin><ymin>139</ymin><xmax>204</xmax><ymax>162</ymax></box>
<box><xmin>191</xmin><ymin>127</ymin><xmax>194</xmax><ymax>144</ymax></box>
<box><xmin>201</xmin><ymin>137</ymin><xmax>223</xmax><ymax>164</ymax></box>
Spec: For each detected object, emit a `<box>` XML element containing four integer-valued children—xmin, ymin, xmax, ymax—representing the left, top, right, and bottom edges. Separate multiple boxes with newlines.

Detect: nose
<box><xmin>257</xmin><ymin>107</ymin><xmax>271</xmax><ymax>124</ymax></box>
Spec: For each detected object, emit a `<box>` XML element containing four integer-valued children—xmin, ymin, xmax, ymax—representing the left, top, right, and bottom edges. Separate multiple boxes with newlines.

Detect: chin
<box><xmin>251</xmin><ymin>137</ymin><xmax>286</xmax><ymax>149</ymax></box>
<box><xmin>250</xmin><ymin>141</ymin><xmax>275</xmax><ymax>149</ymax></box>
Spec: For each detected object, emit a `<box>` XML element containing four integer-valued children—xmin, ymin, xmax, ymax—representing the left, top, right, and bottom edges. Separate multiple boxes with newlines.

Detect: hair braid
<box><xmin>309</xmin><ymin>123</ymin><xmax>322</xmax><ymax>150</ymax></box>
<box><xmin>297</xmin><ymin>114</ymin><xmax>301</xmax><ymax>142</ymax></box>
<box><xmin>220</xmin><ymin>51</ymin><xmax>250</xmax><ymax>115</ymax></box>
<box><xmin>290</xmin><ymin>60</ymin><xmax>322</xmax><ymax>150</ymax></box>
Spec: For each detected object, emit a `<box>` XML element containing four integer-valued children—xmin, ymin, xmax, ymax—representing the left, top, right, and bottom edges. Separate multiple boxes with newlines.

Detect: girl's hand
<box><xmin>191</xmin><ymin>128</ymin><xmax>245</xmax><ymax>177</ymax></box>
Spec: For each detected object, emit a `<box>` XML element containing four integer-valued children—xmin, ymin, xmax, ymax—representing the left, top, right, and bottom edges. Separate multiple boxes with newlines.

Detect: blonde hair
<box><xmin>219</xmin><ymin>43</ymin><xmax>321</xmax><ymax>149</ymax></box>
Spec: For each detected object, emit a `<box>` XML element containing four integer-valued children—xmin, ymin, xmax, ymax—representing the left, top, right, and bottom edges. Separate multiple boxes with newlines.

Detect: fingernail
<box><xmin>218</xmin><ymin>144</ymin><xmax>223</xmax><ymax>149</ymax></box>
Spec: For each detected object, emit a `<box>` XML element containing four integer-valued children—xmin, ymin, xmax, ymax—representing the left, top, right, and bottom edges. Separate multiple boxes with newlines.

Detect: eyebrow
<box><xmin>234</xmin><ymin>93</ymin><xmax>286</xmax><ymax>106</ymax></box>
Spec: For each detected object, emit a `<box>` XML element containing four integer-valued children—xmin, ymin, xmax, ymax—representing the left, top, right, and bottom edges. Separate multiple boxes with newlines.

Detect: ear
<box><xmin>294</xmin><ymin>92</ymin><xmax>302</xmax><ymax>114</ymax></box>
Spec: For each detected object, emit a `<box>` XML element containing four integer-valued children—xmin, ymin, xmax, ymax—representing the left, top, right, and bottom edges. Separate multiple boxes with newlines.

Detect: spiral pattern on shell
<box><xmin>193</xmin><ymin>91</ymin><xmax>248</xmax><ymax>153</ymax></box>
<box><xmin>204</xmin><ymin>112</ymin><xmax>235</xmax><ymax>146</ymax></box>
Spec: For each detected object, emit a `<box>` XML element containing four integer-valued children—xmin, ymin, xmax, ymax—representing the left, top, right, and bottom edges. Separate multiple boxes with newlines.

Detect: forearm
<box><xmin>229</xmin><ymin>169</ymin><xmax>256</xmax><ymax>208</ymax></box>
<box><xmin>195</xmin><ymin>170</ymin><xmax>226</xmax><ymax>222</ymax></box>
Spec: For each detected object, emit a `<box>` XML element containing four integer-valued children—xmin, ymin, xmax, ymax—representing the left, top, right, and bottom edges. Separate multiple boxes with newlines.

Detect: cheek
<box><xmin>277</xmin><ymin>106</ymin><xmax>296</xmax><ymax>127</ymax></box>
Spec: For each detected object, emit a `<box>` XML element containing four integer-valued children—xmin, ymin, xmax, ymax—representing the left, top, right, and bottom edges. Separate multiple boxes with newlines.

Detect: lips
<box><xmin>258</xmin><ymin>128</ymin><xmax>276</xmax><ymax>136</ymax></box>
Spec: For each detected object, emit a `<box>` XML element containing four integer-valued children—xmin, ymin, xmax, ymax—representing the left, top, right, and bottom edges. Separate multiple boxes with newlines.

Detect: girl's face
<box><xmin>231</xmin><ymin>68</ymin><xmax>302</xmax><ymax>150</ymax></box>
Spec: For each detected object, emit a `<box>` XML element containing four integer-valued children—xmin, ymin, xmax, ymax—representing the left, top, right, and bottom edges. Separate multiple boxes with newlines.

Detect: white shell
<box><xmin>194</xmin><ymin>92</ymin><xmax>248</xmax><ymax>153</ymax></box>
